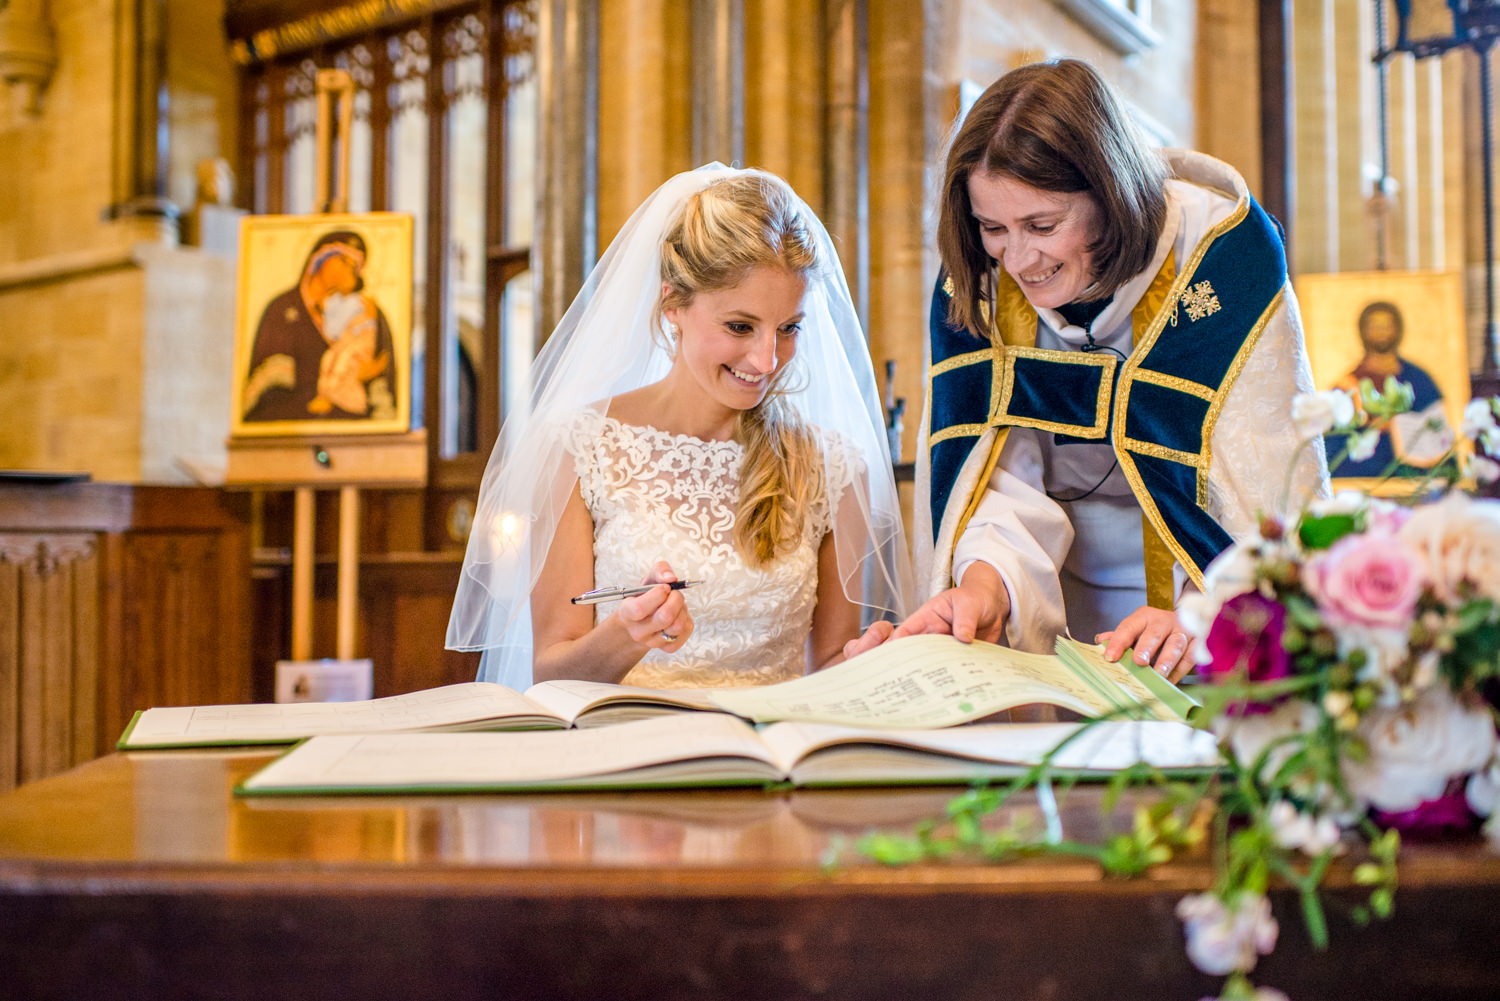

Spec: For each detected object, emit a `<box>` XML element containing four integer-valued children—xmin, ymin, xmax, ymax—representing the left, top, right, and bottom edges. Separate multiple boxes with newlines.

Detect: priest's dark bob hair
<box><xmin>937</xmin><ymin>59</ymin><xmax>1169</xmax><ymax>340</ymax></box>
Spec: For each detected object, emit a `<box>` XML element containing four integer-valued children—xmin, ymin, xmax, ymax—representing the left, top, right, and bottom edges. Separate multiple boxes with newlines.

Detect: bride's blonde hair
<box><xmin>653</xmin><ymin>173</ymin><xmax>825</xmax><ymax>567</ymax></box>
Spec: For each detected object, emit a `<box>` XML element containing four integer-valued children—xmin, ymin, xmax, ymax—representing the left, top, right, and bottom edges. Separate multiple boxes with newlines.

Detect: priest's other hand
<box><xmin>886</xmin><ymin>562</ymin><xmax>1010</xmax><ymax>647</ymax></box>
<box><xmin>1097</xmin><ymin>606</ymin><xmax>1194</xmax><ymax>682</ymax></box>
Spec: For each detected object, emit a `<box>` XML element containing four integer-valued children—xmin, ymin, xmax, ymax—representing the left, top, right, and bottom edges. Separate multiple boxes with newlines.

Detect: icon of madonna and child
<box><xmin>233</xmin><ymin>214</ymin><xmax>413</xmax><ymax>436</ymax></box>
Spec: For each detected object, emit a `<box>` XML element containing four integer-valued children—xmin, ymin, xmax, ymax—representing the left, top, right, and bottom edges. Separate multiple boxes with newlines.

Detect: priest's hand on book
<box><xmin>1096</xmin><ymin>606</ymin><xmax>1194</xmax><ymax>682</ymax></box>
<box><xmin>844</xmin><ymin>561</ymin><xmax>1010</xmax><ymax>659</ymax></box>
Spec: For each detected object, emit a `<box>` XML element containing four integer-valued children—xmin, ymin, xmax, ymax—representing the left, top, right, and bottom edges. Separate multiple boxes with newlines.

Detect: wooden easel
<box><xmin>225</xmin><ymin>69</ymin><xmax>426</xmax><ymax>664</ymax></box>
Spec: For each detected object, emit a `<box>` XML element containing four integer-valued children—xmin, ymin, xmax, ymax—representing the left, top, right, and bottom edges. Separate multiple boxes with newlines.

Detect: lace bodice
<box><xmin>566</xmin><ymin>411</ymin><xmax>851</xmax><ymax>688</ymax></box>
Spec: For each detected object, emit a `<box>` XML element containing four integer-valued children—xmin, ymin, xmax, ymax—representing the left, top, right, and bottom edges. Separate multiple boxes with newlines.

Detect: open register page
<box><xmin>235</xmin><ymin>712</ymin><xmax>1222</xmax><ymax>795</ymax></box>
<box><xmin>121</xmin><ymin>634</ymin><xmax>1193</xmax><ymax>750</ymax></box>
<box><xmin>117</xmin><ymin>680</ymin><xmax>725</xmax><ymax>749</ymax></box>
<box><xmin>707</xmin><ymin>634</ymin><xmax>1196</xmax><ymax>727</ymax></box>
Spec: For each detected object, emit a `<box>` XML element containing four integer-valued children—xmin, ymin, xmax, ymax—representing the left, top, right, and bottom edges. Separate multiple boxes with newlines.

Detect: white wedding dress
<box><xmin>566</xmin><ymin>411</ymin><xmax>856</xmax><ymax>688</ymax></box>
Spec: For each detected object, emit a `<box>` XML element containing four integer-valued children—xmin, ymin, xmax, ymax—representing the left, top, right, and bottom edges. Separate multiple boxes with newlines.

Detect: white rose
<box><xmin>1305</xmin><ymin>489</ymin><xmax>1368</xmax><ymax>519</ymax></box>
<box><xmin>1348</xmin><ymin>429</ymin><xmax>1381</xmax><ymax>462</ymax></box>
<box><xmin>1332</xmin><ymin>623</ymin><xmax>1415</xmax><ymax>698</ymax></box>
<box><xmin>1216</xmin><ymin>701</ymin><xmax>1361</xmax><ymax>813</ymax></box>
<box><xmin>1343</xmin><ymin>687</ymin><xmax>1497</xmax><ymax>812</ymax></box>
<box><xmin>1466</xmin><ymin>756</ymin><xmax>1500</xmax><ymax>817</ymax></box>
<box><xmin>1462</xmin><ymin>397</ymin><xmax>1500</xmax><ymax>450</ymax></box>
<box><xmin>1215</xmin><ymin>700</ymin><xmax>1326</xmax><ymax>784</ymax></box>
<box><xmin>1399</xmin><ymin>491</ymin><xmax>1500</xmax><ymax>602</ymax></box>
<box><xmin>1390</xmin><ymin>402</ymin><xmax>1455</xmax><ymax>465</ymax></box>
<box><xmin>1176</xmin><ymin>891</ymin><xmax>1279</xmax><ymax>976</ymax></box>
<box><xmin>1201</xmin><ymin>540</ymin><xmax>1263</xmax><ymax>605</ymax></box>
<box><xmin>1267</xmin><ymin>800</ymin><xmax>1346</xmax><ymax>856</ymax></box>
<box><xmin>1177</xmin><ymin>592</ymin><xmax>1220</xmax><ymax>665</ymax></box>
<box><xmin>1469</xmin><ymin>454</ymin><xmax>1500</xmax><ymax>485</ymax></box>
<box><xmin>1292</xmin><ymin>390</ymin><xmax>1355</xmax><ymax>438</ymax></box>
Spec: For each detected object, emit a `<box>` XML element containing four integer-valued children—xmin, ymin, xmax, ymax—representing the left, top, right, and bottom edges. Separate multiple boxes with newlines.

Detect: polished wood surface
<box><xmin>1</xmin><ymin>750</ymin><xmax>1498</xmax><ymax>1000</ymax></box>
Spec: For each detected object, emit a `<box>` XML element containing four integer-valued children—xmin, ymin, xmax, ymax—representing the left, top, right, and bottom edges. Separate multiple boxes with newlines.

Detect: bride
<box><xmin>447</xmin><ymin>165</ymin><xmax>911</xmax><ymax>689</ymax></box>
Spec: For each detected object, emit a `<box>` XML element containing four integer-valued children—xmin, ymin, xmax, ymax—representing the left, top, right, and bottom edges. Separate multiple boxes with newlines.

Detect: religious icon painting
<box><xmin>1293</xmin><ymin>269</ymin><xmax>1469</xmax><ymax>484</ymax></box>
<box><xmin>230</xmin><ymin>212</ymin><xmax>414</xmax><ymax>438</ymax></box>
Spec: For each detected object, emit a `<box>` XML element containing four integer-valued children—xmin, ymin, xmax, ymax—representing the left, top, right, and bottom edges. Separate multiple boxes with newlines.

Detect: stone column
<box><xmin>534</xmin><ymin>0</ymin><xmax>599</xmax><ymax>340</ymax></box>
<box><xmin>691</xmin><ymin>0</ymin><xmax>744</xmax><ymax>169</ymax></box>
<box><xmin>744</xmin><ymin>0</ymin><xmax>824</xmax><ymax>204</ymax></box>
<box><xmin>824</xmin><ymin>0</ymin><xmax>869</xmax><ymax>331</ymax></box>
<box><xmin>597</xmin><ymin>0</ymin><xmax>691</xmax><ymax>246</ymax></box>
<box><xmin>106</xmin><ymin>0</ymin><xmax>180</xmax><ymax>245</ymax></box>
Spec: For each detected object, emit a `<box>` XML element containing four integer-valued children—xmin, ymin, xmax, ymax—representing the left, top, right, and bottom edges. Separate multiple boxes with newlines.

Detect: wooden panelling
<box><xmin>0</xmin><ymin>484</ymin><xmax>253</xmax><ymax>791</ymax></box>
<box><xmin>0</xmin><ymin>560</ymin><xmax>16</xmax><ymax>787</ymax></box>
<box><xmin>0</xmin><ymin>481</ymin><xmax>477</xmax><ymax>790</ymax></box>
<box><xmin>359</xmin><ymin>558</ymin><xmax>481</xmax><ymax>693</ymax></box>
<box><xmin>0</xmin><ymin>533</ymin><xmax>97</xmax><ymax>790</ymax></box>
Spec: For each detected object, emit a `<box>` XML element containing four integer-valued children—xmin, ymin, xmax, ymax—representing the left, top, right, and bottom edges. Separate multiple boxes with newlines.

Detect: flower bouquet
<box><xmin>1165</xmin><ymin>384</ymin><xmax>1500</xmax><ymax>999</ymax></box>
<box><xmin>858</xmin><ymin>380</ymin><xmax>1500</xmax><ymax>1001</ymax></box>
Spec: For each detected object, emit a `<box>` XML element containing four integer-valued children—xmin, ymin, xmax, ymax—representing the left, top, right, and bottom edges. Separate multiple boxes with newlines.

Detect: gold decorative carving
<box><xmin>0</xmin><ymin>534</ymin><xmax>96</xmax><ymax>578</ymax></box>
<box><xmin>231</xmin><ymin>0</ymin><xmax>482</xmax><ymax>65</ymax></box>
<box><xmin>0</xmin><ymin>0</ymin><xmax>57</xmax><ymax>118</ymax></box>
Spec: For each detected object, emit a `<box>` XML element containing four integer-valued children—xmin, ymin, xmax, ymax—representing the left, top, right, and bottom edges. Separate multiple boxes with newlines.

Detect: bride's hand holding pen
<box><xmin>585</xmin><ymin>561</ymin><xmax>696</xmax><ymax>652</ymax></box>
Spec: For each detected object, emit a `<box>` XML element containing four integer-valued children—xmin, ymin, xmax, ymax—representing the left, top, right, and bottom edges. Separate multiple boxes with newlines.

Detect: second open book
<box><xmin>237</xmin><ymin>714</ymin><xmax>1221</xmax><ymax>795</ymax></box>
<box><xmin>118</xmin><ymin>634</ymin><xmax>1196</xmax><ymax>749</ymax></box>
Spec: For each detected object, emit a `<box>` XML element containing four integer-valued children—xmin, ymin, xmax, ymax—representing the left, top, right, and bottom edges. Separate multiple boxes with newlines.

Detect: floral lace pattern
<box><xmin>567</xmin><ymin>412</ymin><xmax>853</xmax><ymax>688</ymax></box>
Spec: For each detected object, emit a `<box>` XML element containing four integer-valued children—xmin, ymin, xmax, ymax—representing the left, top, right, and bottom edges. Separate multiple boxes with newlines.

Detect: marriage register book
<box><xmin>118</xmin><ymin>634</ymin><xmax>1195</xmax><ymax>750</ymax></box>
<box><xmin>116</xmin><ymin>679</ymin><xmax>723</xmax><ymax>749</ymax></box>
<box><xmin>236</xmin><ymin>714</ymin><xmax>1222</xmax><ymax>795</ymax></box>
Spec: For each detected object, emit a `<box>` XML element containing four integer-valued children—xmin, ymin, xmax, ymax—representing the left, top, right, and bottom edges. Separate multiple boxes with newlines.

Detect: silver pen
<box><xmin>570</xmin><ymin>580</ymin><xmax>702</xmax><ymax>605</ymax></box>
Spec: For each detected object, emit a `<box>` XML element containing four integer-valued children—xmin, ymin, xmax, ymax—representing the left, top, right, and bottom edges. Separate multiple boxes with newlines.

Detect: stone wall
<box><xmin>0</xmin><ymin>0</ymin><xmax>240</xmax><ymax>482</ymax></box>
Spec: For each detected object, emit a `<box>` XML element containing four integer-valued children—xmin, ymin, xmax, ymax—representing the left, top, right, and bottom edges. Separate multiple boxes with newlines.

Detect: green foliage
<box><xmin>1298</xmin><ymin>513</ymin><xmax>1358</xmax><ymax>551</ymax></box>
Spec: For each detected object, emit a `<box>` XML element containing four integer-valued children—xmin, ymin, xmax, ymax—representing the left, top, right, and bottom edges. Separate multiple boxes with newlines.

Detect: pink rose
<box><xmin>1304</xmin><ymin>531</ymin><xmax>1425</xmax><ymax>631</ymax></box>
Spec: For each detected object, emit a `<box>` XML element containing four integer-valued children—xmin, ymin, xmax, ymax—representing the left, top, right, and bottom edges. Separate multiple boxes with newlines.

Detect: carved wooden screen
<box><xmin>239</xmin><ymin>1</ymin><xmax>538</xmax><ymax>495</ymax></box>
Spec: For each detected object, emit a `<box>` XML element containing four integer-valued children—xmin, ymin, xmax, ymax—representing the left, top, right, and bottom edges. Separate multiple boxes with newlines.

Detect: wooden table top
<box><xmin>2</xmin><ymin>749</ymin><xmax>1498</xmax><ymax>1001</ymax></box>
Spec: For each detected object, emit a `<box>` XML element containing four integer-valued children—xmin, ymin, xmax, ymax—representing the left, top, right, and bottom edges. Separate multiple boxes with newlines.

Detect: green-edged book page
<box><xmin>235</xmin><ymin>715</ymin><xmax>1225</xmax><ymax>796</ymax></box>
<box><xmin>1053</xmin><ymin>638</ymin><xmax>1199</xmax><ymax>722</ymax></box>
<box><xmin>707</xmin><ymin>634</ymin><xmax>1140</xmax><ymax>727</ymax></box>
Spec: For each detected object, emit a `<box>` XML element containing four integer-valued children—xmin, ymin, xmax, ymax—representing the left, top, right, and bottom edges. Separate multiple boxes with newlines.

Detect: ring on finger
<box><xmin>659</xmin><ymin>630</ymin><xmax>677</xmax><ymax>643</ymax></box>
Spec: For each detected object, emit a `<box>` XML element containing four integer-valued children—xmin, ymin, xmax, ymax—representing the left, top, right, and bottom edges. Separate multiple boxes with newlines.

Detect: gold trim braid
<box><xmin>1130</xmin><ymin>250</ymin><xmax>1181</xmax><ymax>607</ymax></box>
<box><xmin>1114</xmin><ymin>200</ymin><xmax>1250</xmax><ymax>592</ymax></box>
<box><xmin>950</xmin><ymin>427</ymin><xmax>1011</xmax><ymax>586</ymax></box>
<box><xmin>231</xmin><ymin>0</ymin><xmax>469</xmax><ymax>64</ymax></box>
<box><xmin>994</xmin><ymin>346</ymin><xmax>1116</xmax><ymax>438</ymax></box>
<box><xmin>930</xmin><ymin>348</ymin><xmax>997</xmax><ymax>378</ymax></box>
<box><xmin>930</xmin><ymin>423</ymin><xmax>992</xmax><ymax>446</ymax></box>
<box><xmin>1130</xmin><ymin>369</ymin><xmax>1215</xmax><ymax>400</ymax></box>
